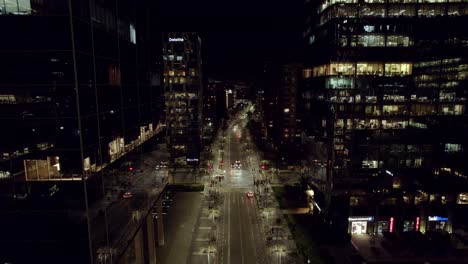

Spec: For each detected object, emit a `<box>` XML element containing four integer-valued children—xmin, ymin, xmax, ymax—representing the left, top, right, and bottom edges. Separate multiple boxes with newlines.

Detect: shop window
<box><xmin>168</xmin><ymin>55</ymin><xmax>174</xmax><ymax>61</ymax></box>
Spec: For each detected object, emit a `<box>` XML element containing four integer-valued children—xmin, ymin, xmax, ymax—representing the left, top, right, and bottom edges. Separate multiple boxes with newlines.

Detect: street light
<box><xmin>273</xmin><ymin>245</ymin><xmax>286</xmax><ymax>264</ymax></box>
<box><xmin>203</xmin><ymin>246</ymin><xmax>216</xmax><ymax>264</ymax></box>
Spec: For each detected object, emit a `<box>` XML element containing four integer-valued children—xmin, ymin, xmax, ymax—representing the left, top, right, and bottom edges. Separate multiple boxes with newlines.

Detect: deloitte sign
<box><xmin>169</xmin><ymin>37</ymin><xmax>184</xmax><ymax>42</ymax></box>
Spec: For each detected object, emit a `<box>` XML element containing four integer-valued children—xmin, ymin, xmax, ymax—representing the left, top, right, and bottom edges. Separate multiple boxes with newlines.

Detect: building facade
<box><xmin>262</xmin><ymin>61</ymin><xmax>302</xmax><ymax>162</ymax></box>
<box><xmin>162</xmin><ymin>32</ymin><xmax>203</xmax><ymax>165</ymax></box>
<box><xmin>0</xmin><ymin>1</ymin><xmax>164</xmax><ymax>263</ymax></box>
<box><xmin>303</xmin><ymin>0</ymin><xmax>468</xmax><ymax>235</ymax></box>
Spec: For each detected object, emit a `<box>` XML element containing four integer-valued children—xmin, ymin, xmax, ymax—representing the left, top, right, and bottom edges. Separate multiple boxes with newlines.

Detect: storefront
<box><xmin>403</xmin><ymin>219</ymin><xmax>416</xmax><ymax>232</ymax></box>
<box><xmin>427</xmin><ymin>216</ymin><xmax>449</xmax><ymax>232</ymax></box>
<box><xmin>377</xmin><ymin>220</ymin><xmax>390</xmax><ymax>234</ymax></box>
<box><xmin>348</xmin><ymin>216</ymin><xmax>374</xmax><ymax>234</ymax></box>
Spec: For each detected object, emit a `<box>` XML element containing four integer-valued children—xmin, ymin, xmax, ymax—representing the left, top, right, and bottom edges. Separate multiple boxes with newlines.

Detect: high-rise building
<box><xmin>203</xmin><ymin>79</ymin><xmax>226</xmax><ymax>143</ymax></box>
<box><xmin>162</xmin><ymin>32</ymin><xmax>203</xmax><ymax>165</ymax></box>
<box><xmin>0</xmin><ymin>1</ymin><xmax>164</xmax><ymax>263</ymax></box>
<box><xmin>262</xmin><ymin>61</ymin><xmax>302</xmax><ymax>161</ymax></box>
<box><xmin>303</xmin><ymin>0</ymin><xmax>468</xmax><ymax>236</ymax></box>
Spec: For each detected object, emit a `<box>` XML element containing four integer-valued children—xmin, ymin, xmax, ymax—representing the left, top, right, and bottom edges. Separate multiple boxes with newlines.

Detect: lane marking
<box><xmin>199</xmin><ymin>226</ymin><xmax>212</xmax><ymax>230</ymax></box>
<box><xmin>238</xmin><ymin>193</ymin><xmax>245</xmax><ymax>264</ymax></box>
<box><xmin>227</xmin><ymin>192</ymin><xmax>231</xmax><ymax>264</ymax></box>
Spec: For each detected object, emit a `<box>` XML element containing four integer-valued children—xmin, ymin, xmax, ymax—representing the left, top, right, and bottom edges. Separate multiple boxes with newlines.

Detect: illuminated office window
<box><xmin>168</xmin><ymin>70</ymin><xmax>175</xmax><ymax>76</ymax></box>
<box><xmin>387</xmin><ymin>35</ymin><xmax>411</xmax><ymax>47</ymax></box>
<box><xmin>1</xmin><ymin>0</ymin><xmax>32</xmax><ymax>15</ymax></box>
<box><xmin>383</xmin><ymin>105</ymin><xmax>406</xmax><ymax>115</ymax></box>
<box><xmin>129</xmin><ymin>23</ymin><xmax>136</xmax><ymax>44</ymax></box>
<box><xmin>411</xmin><ymin>104</ymin><xmax>436</xmax><ymax>115</ymax></box>
<box><xmin>330</xmin><ymin>63</ymin><xmax>355</xmax><ymax>75</ymax></box>
<box><xmin>303</xmin><ymin>69</ymin><xmax>312</xmax><ymax>78</ymax></box>
<box><xmin>418</xmin><ymin>4</ymin><xmax>444</xmax><ymax>16</ymax></box>
<box><xmin>444</xmin><ymin>143</ymin><xmax>462</xmax><ymax>153</ymax></box>
<box><xmin>0</xmin><ymin>94</ymin><xmax>16</xmax><ymax>104</ymax></box>
<box><xmin>326</xmin><ymin>77</ymin><xmax>354</xmax><ymax>89</ymax></box>
<box><xmin>440</xmin><ymin>104</ymin><xmax>465</xmax><ymax>115</ymax></box>
<box><xmin>388</xmin><ymin>5</ymin><xmax>415</xmax><ymax>16</ymax></box>
<box><xmin>357</xmin><ymin>63</ymin><xmax>384</xmax><ymax>75</ymax></box>
<box><xmin>355</xmin><ymin>35</ymin><xmax>385</xmax><ymax>47</ymax></box>
<box><xmin>360</xmin><ymin>5</ymin><xmax>386</xmax><ymax>17</ymax></box>
<box><xmin>385</xmin><ymin>63</ymin><xmax>412</xmax><ymax>76</ymax></box>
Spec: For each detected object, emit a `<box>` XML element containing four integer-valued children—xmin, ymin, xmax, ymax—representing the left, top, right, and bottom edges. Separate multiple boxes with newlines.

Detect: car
<box><xmin>246</xmin><ymin>191</ymin><xmax>254</xmax><ymax>198</ymax></box>
<box><xmin>122</xmin><ymin>191</ymin><xmax>133</xmax><ymax>199</ymax></box>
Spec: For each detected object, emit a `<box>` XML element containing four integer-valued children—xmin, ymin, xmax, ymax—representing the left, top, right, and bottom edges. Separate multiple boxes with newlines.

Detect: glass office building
<box><xmin>0</xmin><ymin>1</ymin><xmax>164</xmax><ymax>263</ymax></box>
<box><xmin>303</xmin><ymin>0</ymin><xmax>468</xmax><ymax>234</ymax></box>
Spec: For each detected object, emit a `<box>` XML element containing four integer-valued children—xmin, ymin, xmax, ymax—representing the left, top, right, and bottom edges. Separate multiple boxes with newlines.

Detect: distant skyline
<box><xmin>155</xmin><ymin>0</ymin><xmax>303</xmax><ymax>80</ymax></box>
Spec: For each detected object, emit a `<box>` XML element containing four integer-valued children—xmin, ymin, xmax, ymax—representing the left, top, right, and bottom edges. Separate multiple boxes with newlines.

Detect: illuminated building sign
<box><xmin>186</xmin><ymin>158</ymin><xmax>199</xmax><ymax>162</ymax></box>
<box><xmin>415</xmin><ymin>217</ymin><xmax>420</xmax><ymax>231</ymax></box>
<box><xmin>348</xmin><ymin>216</ymin><xmax>374</xmax><ymax>222</ymax></box>
<box><xmin>389</xmin><ymin>217</ymin><xmax>394</xmax><ymax>233</ymax></box>
<box><xmin>428</xmin><ymin>216</ymin><xmax>448</xmax><ymax>222</ymax></box>
<box><xmin>169</xmin><ymin>37</ymin><xmax>184</xmax><ymax>42</ymax></box>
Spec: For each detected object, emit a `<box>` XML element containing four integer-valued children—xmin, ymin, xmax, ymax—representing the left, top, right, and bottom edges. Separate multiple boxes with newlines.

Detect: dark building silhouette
<box><xmin>0</xmin><ymin>1</ymin><xmax>164</xmax><ymax>263</ymax></box>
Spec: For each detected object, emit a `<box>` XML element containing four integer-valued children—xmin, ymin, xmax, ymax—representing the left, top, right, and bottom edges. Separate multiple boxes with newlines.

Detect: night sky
<box><xmin>155</xmin><ymin>0</ymin><xmax>304</xmax><ymax>81</ymax></box>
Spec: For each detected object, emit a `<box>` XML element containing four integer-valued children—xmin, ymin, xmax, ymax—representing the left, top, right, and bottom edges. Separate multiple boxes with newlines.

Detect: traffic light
<box><xmin>261</xmin><ymin>165</ymin><xmax>266</xmax><ymax>170</ymax></box>
<box><xmin>129</xmin><ymin>167</ymin><xmax>134</xmax><ymax>172</ymax></box>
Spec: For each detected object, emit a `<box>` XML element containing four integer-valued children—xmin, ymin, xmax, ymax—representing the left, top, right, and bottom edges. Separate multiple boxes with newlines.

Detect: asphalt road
<box><xmin>216</xmin><ymin>108</ymin><xmax>268</xmax><ymax>264</ymax></box>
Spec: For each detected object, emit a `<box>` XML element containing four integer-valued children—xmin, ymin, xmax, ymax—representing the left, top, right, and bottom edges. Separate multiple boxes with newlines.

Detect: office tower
<box><xmin>163</xmin><ymin>32</ymin><xmax>203</xmax><ymax>165</ymax></box>
<box><xmin>0</xmin><ymin>1</ymin><xmax>164</xmax><ymax>263</ymax></box>
<box><xmin>303</xmin><ymin>0</ymin><xmax>468</xmax><ymax>235</ymax></box>
<box><xmin>262</xmin><ymin>61</ymin><xmax>302</xmax><ymax>160</ymax></box>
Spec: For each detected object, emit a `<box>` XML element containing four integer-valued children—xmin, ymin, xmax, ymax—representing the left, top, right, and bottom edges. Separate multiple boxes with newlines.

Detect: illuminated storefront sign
<box><xmin>348</xmin><ymin>216</ymin><xmax>374</xmax><ymax>222</ymax></box>
<box><xmin>169</xmin><ymin>37</ymin><xmax>184</xmax><ymax>42</ymax></box>
<box><xmin>428</xmin><ymin>216</ymin><xmax>448</xmax><ymax>222</ymax></box>
<box><xmin>415</xmin><ymin>217</ymin><xmax>420</xmax><ymax>231</ymax></box>
<box><xmin>389</xmin><ymin>217</ymin><xmax>394</xmax><ymax>233</ymax></box>
<box><xmin>186</xmin><ymin>158</ymin><xmax>199</xmax><ymax>162</ymax></box>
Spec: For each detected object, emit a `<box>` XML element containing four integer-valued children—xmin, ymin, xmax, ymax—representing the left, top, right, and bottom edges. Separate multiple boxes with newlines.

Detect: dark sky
<box><xmin>156</xmin><ymin>0</ymin><xmax>304</xmax><ymax>81</ymax></box>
